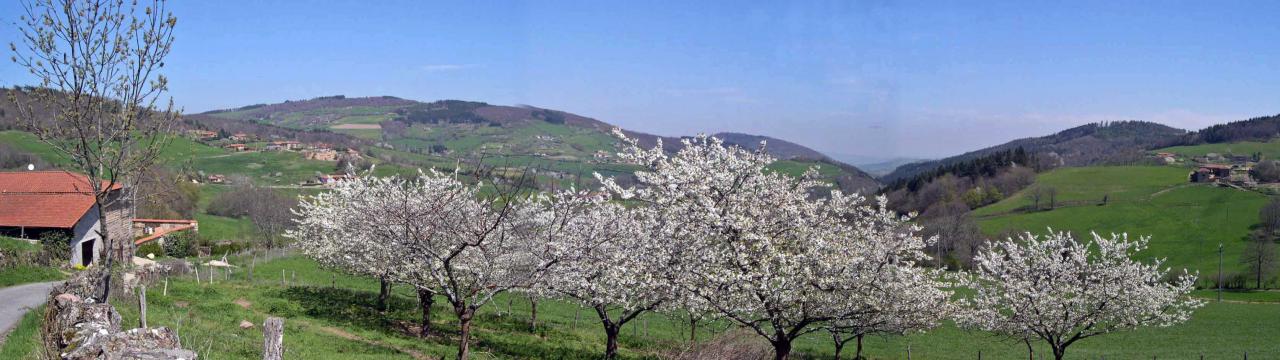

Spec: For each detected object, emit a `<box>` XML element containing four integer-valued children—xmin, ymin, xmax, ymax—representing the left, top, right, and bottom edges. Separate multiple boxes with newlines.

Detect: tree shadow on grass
<box><xmin>278</xmin><ymin>286</ymin><xmax>613</xmax><ymax>359</ymax></box>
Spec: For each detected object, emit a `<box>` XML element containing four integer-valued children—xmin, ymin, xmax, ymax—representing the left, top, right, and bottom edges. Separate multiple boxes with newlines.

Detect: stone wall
<box><xmin>104</xmin><ymin>189</ymin><xmax>135</xmax><ymax>263</ymax></box>
<box><xmin>41</xmin><ymin>270</ymin><xmax>197</xmax><ymax>359</ymax></box>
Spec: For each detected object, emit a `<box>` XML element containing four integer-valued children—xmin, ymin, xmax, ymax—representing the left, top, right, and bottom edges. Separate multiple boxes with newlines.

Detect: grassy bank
<box><xmin>0</xmin><ymin>305</ymin><xmax>46</xmax><ymax>359</ymax></box>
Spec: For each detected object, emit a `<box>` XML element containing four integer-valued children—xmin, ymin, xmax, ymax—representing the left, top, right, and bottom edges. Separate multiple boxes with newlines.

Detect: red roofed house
<box><xmin>0</xmin><ymin>171</ymin><xmax>132</xmax><ymax>267</ymax></box>
<box><xmin>132</xmin><ymin>219</ymin><xmax>198</xmax><ymax>247</ymax></box>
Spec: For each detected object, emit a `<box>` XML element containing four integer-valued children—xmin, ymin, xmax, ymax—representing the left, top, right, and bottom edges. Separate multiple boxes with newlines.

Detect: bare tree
<box><xmin>1259</xmin><ymin>197</ymin><xmax>1280</xmax><ymax>233</ymax></box>
<box><xmin>1241</xmin><ymin>231</ymin><xmax>1278</xmax><ymax>289</ymax></box>
<box><xmin>9</xmin><ymin>0</ymin><xmax>178</xmax><ymax>301</ymax></box>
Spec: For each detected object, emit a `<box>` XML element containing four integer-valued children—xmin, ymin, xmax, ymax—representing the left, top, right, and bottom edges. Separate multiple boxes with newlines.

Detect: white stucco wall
<box><xmin>69</xmin><ymin>206</ymin><xmax>103</xmax><ymax>267</ymax></box>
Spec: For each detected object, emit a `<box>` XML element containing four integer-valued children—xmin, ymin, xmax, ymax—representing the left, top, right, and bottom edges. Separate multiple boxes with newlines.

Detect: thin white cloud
<box><xmin>420</xmin><ymin>64</ymin><xmax>478</xmax><ymax>72</ymax></box>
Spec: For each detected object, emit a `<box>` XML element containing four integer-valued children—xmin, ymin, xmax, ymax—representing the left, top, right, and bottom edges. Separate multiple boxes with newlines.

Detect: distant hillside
<box><xmin>856</xmin><ymin>158</ymin><xmax>929</xmax><ymax>177</ymax></box>
<box><xmin>1175</xmin><ymin>113</ymin><xmax>1280</xmax><ymax>145</ymax></box>
<box><xmin>198</xmin><ymin>94</ymin><xmax>881</xmax><ymax>193</ymax></box>
<box><xmin>882</xmin><ymin>121</ymin><xmax>1187</xmax><ymax>182</ymax></box>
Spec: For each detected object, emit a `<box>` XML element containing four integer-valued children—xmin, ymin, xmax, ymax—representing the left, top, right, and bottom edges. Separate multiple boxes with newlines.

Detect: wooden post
<box><xmin>249</xmin><ymin>253</ymin><xmax>256</xmax><ymax>282</ymax></box>
<box><xmin>194</xmin><ymin>265</ymin><xmax>200</xmax><ymax>285</ymax></box>
<box><xmin>209</xmin><ymin>265</ymin><xmax>215</xmax><ymax>285</ymax></box>
<box><xmin>291</xmin><ymin>271</ymin><xmax>296</xmax><ymax>286</ymax></box>
<box><xmin>281</xmin><ymin>269</ymin><xmax>286</xmax><ymax>286</ymax></box>
<box><xmin>643</xmin><ymin>317</ymin><xmax>649</xmax><ymax>338</ymax></box>
<box><xmin>163</xmin><ymin>277</ymin><xmax>168</xmax><ymax>297</ymax></box>
<box><xmin>263</xmin><ymin>317</ymin><xmax>284</xmax><ymax>360</ymax></box>
<box><xmin>907</xmin><ymin>344</ymin><xmax>912</xmax><ymax>360</ymax></box>
<box><xmin>138</xmin><ymin>285</ymin><xmax>147</xmax><ymax>328</ymax></box>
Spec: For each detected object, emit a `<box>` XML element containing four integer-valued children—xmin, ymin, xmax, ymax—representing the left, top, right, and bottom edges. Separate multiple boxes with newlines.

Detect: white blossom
<box><xmin>956</xmin><ymin>230</ymin><xmax>1202</xmax><ymax>360</ymax></box>
<box><xmin>599</xmin><ymin>130</ymin><xmax>950</xmax><ymax>360</ymax></box>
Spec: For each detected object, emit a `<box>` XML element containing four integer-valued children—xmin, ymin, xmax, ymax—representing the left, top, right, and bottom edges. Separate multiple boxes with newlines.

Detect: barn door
<box><xmin>81</xmin><ymin>239</ymin><xmax>95</xmax><ymax>266</ymax></box>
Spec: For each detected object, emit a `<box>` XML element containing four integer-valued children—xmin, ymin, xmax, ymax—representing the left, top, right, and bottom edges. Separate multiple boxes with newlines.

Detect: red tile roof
<box><xmin>0</xmin><ymin>171</ymin><xmax>123</xmax><ymax>229</ymax></box>
<box><xmin>133</xmin><ymin>219</ymin><xmax>198</xmax><ymax>225</ymax></box>
<box><xmin>134</xmin><ymin>224</ymin><xmax>195</xmax><ymax>245</ymax></box>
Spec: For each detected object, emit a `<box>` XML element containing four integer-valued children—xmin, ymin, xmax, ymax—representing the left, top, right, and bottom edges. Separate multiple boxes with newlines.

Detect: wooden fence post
<box><xmin>249</xmin><ymin>253</ymin><xmax>257</xmax><ymax>282</ymax></box>
<box><xmin>163</xmin><ymin>277</ymin><xmax>168</xmax><ymax>297</ymax></box>
<box><xmin>138</xmin><ymin>285</ymin><xmax>147</xmax><ymax>328</ymax></box>
<box><xmin>194</xmin><ymin>265</ymin><xmax>200</xmax><ymax>285</ymax></box>
<box><xmin>281</xmin><ymin>269</ymin><xmax>286</xmax><ymax>286</ymax></box>
<box><xmin>263</xmin><ymin>317</ymin><xmax>284</xmax><ymax>360</ymax></box>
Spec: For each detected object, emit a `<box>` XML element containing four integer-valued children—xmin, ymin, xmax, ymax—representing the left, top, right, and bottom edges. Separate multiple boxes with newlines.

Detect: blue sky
<box><xmin>3</xmin><ymin>1</ymin><xmax>1278</xmax><ymax>159</ymax></box>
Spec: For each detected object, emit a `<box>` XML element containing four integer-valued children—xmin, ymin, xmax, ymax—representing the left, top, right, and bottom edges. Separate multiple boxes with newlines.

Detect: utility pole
<box><xmin>1217</xmin><ymin>243</ymin><xmax>1224</xmax><ymax>302</ymax></box>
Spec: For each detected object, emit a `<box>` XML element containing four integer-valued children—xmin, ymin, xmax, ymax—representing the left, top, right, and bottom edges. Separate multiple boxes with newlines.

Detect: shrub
<box><xmin>37</xmin><ymin>232</ymin><xmax>71</xmax><ymax>266</ymax></box>
<box><xmin>162</xmin><ymin>231</ymin><xmax>197</xmax><ymax>258</ymax></box>
<box><xmin>136</xmin><ymin>242</ymin><xmax>163</xmax><ymax>258</ymax></box>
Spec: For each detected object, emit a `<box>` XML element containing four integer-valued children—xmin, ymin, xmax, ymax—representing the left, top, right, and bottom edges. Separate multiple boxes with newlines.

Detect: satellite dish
<box><xmin>27</xmin><ymin>164</ymin><xmax>35</xmax><ymax>171</ymax></box>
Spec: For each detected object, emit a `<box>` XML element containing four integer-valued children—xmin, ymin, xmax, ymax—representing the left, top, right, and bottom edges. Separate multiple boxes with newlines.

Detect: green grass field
<box><xmin>975</xmin><ymin>165</ymin><xmax>1270</xmax><ymax>281</ymax></box>
<box><xmin>94</xmin><ymin>253</ymin><xmax>1279</xmax><ymax>359</ymax></box>
<box><xmin>1158</xmin><ymin>140</ymin><xmax>1280</xmax><ymax>159</ymax></box>
<box><xmin>974</xmin><ymin>166</ymin><xmax>1192</xmax><ymax>215</ymax></box>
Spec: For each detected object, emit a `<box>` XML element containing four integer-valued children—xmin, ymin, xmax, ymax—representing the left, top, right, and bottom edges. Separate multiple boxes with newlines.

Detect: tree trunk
<box><xmin>772</xmin><ymin>337</ymin><xmax>794</xmax><ymax>360</ymax></box>
<box><xmin>456</xmin><ymin>307</ymin><xmax>474</xmax><ymax>360</ymax></box>
<box><xmin>417</xmin><ymin>288</ymin><xmax>433</xmax><ymax>338</ymax></box>
<box><xmin>94</xmin><ymin>202</ymin><xmax>114</xmax><ymax>302</ymax></box>
<box><xmin>604</xmin><ymin>324</ymin><xmax>621</xmax><ymax>360</ymax></box>
<box><xmin>832</xmin><ymin>333</ymin><xmax>844</xmax><ymax>360</ymax></box>
<box><xmin>854</xmin><ymin>334</ymin><xmax>864</xmax><ymax>360</ymax></box>
<box><xmin>378</xmin><ymin>276</ymin><xmax>392</xmax><ymax>312</ymax></box>
<box><xmin>1052</xmin><ymin>345</ymin><xmax>1066</xmax><ymax>360</ymax></box>
<box><xmin>529</xmin><ymin>297</ymin><xmax>538</xmax><ymax>332</ymax></box>
<box><xmin>689</xmin><ymin>317</ymin><xmax>698</xmax><ymax>344</ymax></box>
<box><xmin>1025</xmin><ymin>338</ymin><xmax>1034</xmax><ymax>360</ymax></box>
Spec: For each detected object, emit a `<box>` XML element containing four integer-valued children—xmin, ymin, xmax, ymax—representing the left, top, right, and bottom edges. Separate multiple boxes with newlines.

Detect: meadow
<box><xmin>975</xmin><ymin>166</ymin><xmax>1268</xmax><ymax>280</ymax></box>
<box><xmin>1158</xmin><ymin>140</ymin><xmax>1280</xmax><ymax>159</ymax></box>
<box><xmin>3</xmin><ymin>253</ymin><xmax>1272</xmax><ymax>359</ymax></box>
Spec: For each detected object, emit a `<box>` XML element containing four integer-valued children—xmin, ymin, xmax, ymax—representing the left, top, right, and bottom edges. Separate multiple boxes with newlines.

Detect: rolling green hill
<box><xmin>975</xmin><ymin>165</ymin><xmax>1267</xmax><ymax>279</ymax></box>
<box><xmin>197</xmin><ymin>96</ymin><xmax>881</xmax><ymax>193</ymax></box>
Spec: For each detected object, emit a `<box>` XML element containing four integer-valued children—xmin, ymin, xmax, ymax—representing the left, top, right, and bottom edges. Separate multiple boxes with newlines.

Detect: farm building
<box><xmin>224</xmin><ymin>143</ymin><xmax>248</xmax><ymax>152</ymax></box>
<box><xmin>315</xmin><ymin>173</ymin><xmax>357</xmax><ymax>187</ymax></box>
<box><xmin>132</xmin><ymin>218</ymin><xmax>198</xmax><ymax>246</ymax></box>
<box><xmin>266</xmin><ymin>140</ymin><xmax>303</xmax><ymax>151</ymax></box>
<box><xmin>187</xmin><ymin>129</ymin><xmax>218</xmax><ymax>140</ymax></box>
<box><xmin>0</xmin><ymin>171</ymin><xmax>132</xmax><ymax>267</ymax></box>
<box><xmin>303</xmin><ymin>148</ymin><xmax>339</xmax><ymax>161</ymax></box>
<box><xmin>1190</xmin><ymin>164</ymin><xmax>1233</xmax><ymax>183</ymax></box>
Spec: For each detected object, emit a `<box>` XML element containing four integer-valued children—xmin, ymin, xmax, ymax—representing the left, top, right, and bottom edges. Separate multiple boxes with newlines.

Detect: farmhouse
<box><xmin>267</xmin><ymin>140</ymin><xmax>303</xmax><ymax>151</ymax></box>
<box><xmin>316</xmin><ymin>173</ymin><xmax>357</xmax><ymax>187</ymax></box>
<box><xmin>230</xmin><ymin>132</ymin><xmax>250</xmax><ymax>142</ymax></box>
<box><xmin>187</xmin><ymin>129</ymin><xmax>218</xmax><ymax>140</ymax></box>
<box><xmin>224</xmin><ymin>143</ymin><xmax>248</xmax><ymax>152</ymax></box>
<box><xmin>1190</xmin><ymin>164</ymin><xmax>1233</xmax><ymax>183</ymax></box>
<box><xmin>303</xmin><ymin>148</ymin><xmax>339</xmax><ymax>161</ymax></box>
<box><xmin>0</xmin><ymin>171</ymin><xmax>131</xmax><ymax>267</ymax></box>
